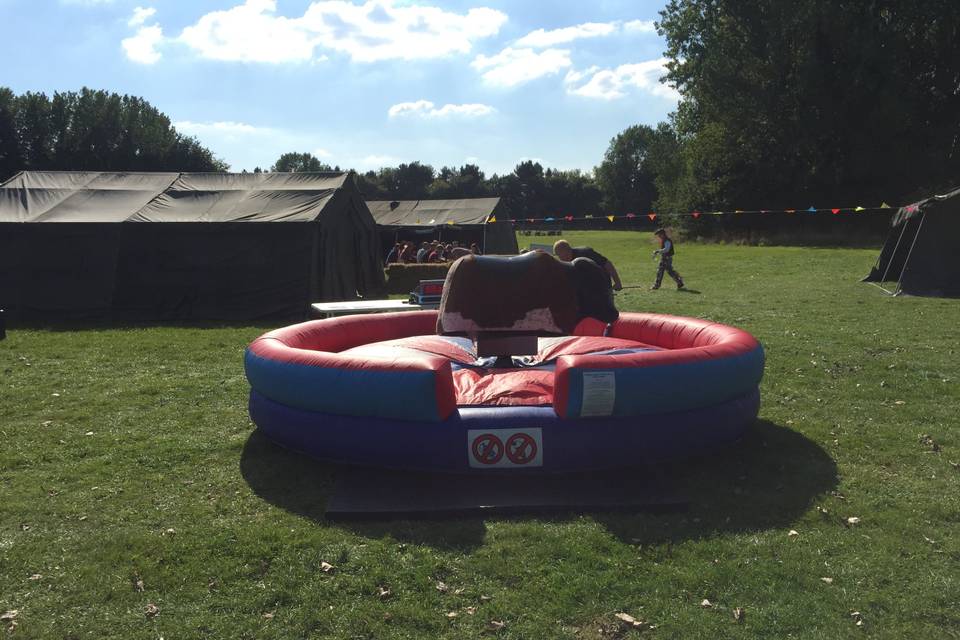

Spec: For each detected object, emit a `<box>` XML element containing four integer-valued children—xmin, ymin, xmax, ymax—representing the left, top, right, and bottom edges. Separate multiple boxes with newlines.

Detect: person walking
<box><xmin>651</xmin><ymin>228</ymin><xmax>685</xmax><ymax>290</ymax></box>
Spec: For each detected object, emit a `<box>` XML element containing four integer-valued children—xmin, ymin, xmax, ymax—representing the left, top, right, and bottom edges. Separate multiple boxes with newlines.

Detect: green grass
<box><xmin>2</xmin><ymin>231</ymin><xmax>959</xmax><ymax>639</ymax></box>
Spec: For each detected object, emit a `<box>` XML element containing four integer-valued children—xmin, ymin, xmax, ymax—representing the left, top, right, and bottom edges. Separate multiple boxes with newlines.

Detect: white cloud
<box><xmin>515</xmin><ymin>22</ymin><xmax>616</xmax><ymax>48</ymax></box>
<box><xmin>179</xmin><ymin>0</ymin><xmax>318</xmax><ymax>63</ymax></box>
<box><xmin>355</xmin><ymin>154</ymin><xmax>402</xmax><ymax>170</ymax></box>
<box><xmin>174</xmin><ymin>121</ymin><xmax>273</xmax><ymax>140</ymax></box>
<box><xmin>472</xmin><ymin>47</ymin><xmax>572</xmax><ymax>88</ymax></box>
<box><xmin>624</xmin><ymin>19</ymin><xmax>657</xmax><ymax>33</ymax></box>
<box><xmin>313</xmin><ymin>148</ymin><xmax>333</xmax><ymax>158</ymax></box>
<box><xmin>388</xmin><ymin>100</ymin><xmax>495</xmax><ymax>118</ymax></box>
<box><xmin>174</xmin><ymin>0</ymin><xmax>507</xmax><ymax>64</ymax></box>
<box><xmin>564</xmin><ymin>58</ymin><xmax>680</xmax><ymax>101</ymax></box>
<box><xmin>128</xmin><ymin>6</ymin><xmax>156</xmax><ymax>27</ymax></box>
<box><xmin>60</xmin><ymin>0</ymin><xmax>115</xmax><ymax>5</ymax></box>
<box><xmin>513</xmin><ymin>19</ymin><xmax>657</xmax><ymax>48</ymax></box>
<box><xmin>122</xmin><ymin>24</ymin><xmax>164</xmax><ymax>64</ymax></box>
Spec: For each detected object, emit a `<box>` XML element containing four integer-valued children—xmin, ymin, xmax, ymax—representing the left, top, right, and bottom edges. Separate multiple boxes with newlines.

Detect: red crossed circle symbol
<box><xmin>471</xmin><ymin>433</ymin><xmax>504</xmax><ymax>465</ymax></box>
<box><xmin>505</xmin><ymin>433</ymin><xmax>537</xmax><ymax>465</ymax></box>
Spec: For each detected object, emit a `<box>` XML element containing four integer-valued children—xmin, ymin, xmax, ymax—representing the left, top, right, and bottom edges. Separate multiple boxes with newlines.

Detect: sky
<box><xmin>1</xmin><ymin>0</ymin><xmax>680</xmax><ymax>175</ymax></box>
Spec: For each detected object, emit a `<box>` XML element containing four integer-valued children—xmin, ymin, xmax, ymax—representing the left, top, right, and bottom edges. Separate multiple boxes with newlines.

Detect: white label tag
<box><xmin>467</xmin><ymin>428</ymin><xmax>543</xmax><ymax>468</ymax></box>
<box><xmin>580</xmin><ymin>371</ymin><xmax>616</xmax><ymax>416</ymax></box>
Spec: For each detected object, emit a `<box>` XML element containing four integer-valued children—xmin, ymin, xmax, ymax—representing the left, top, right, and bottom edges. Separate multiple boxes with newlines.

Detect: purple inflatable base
<box><xmin>248</xmin><ymin>388</ymin><xmax>761</xmax><ymax>474</ymax></box>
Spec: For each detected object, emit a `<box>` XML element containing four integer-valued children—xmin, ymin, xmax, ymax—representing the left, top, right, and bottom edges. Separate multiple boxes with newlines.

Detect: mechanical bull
<box><xmin>436</xmin><ymin>251</ymin><xmax>619</xmax><ymax>337</ymax></box>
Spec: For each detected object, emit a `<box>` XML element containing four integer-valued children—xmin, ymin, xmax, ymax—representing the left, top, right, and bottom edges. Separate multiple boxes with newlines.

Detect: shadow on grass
<box><xmin>676</xmin><ymin>287</ymin><xmax>702</xmax><ymax>294</ymax></box>
<box><xmin>239</xmin><ymin>431</ymin><xmax>488</xmax><ymax>551</ymax></box>
<box><xmin>240</xmin><ymin>419</ymin><xmax>836</xmax><ymax>550</ymax></box>
<box><xmin>596</xmin><ymin>419</ymin><xmax>838</xmax><ymax>545</ymax></box>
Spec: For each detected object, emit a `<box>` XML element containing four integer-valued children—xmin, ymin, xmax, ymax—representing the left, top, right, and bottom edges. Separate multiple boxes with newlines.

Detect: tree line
<box><xmin>0</xmin><ymin>87</ymin><xmax>227</xmax><ymax>180</ymax></box>
<box><xmin>3</xmin><ymin>0</ymin><xmax>957</xmax><ymax>220</ymax></box>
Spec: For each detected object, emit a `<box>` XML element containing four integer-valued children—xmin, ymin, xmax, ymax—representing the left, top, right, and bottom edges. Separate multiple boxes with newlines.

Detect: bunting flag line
<box><xmin>501</xmin><ymin>203</ymin><xmax>909</xmax><ymax>225</ymax></box>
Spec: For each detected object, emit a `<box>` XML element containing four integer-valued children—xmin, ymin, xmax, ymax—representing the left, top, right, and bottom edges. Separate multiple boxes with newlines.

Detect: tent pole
<box><xmin>892</xmin><ymin>211</ymin><xmax>926</xmax><ymax>296</ymax></box>
<box><xmin>879</xmin><ymin>218</ymin><xmax>911</xmax><ymax>284</ymax></box>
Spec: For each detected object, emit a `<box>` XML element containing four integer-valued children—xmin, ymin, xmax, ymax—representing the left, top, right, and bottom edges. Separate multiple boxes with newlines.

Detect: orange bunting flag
<box><xmin>786</xmin><ymin>209</ymin><xmax>796</xmax><ymax>214</ymax></box>
<box><xmin>854</xmin><ymin>206</ymin><xmax>865</xmax><ymax>212</ymax></box>
<box><xmin>488</xmin><ymin>215</ymin><xmax>496</xmax><ymax>223</ymax></box>
<box><xmin>735</xmin><ymin>209</ymin><xmax>743</xmax><ymax>214</ymax></box>
<box><xmin>761</xmin><ymin>209</ymin><xmax>769</xmax><ymax>213</ymax></box>
<box><xmin>607</xmin><ymin>215</ymin><xmax>615</xmax><ymax>222</ymax></box>
<box><xmin>648</xmin><ymin>213</ymin><xmax>656</xmax><ymax>221</ymax></box>
<box><xmin>831</xmin><ymin>208</ymin><xmax>840</xmax><ymax>214</ymax></box>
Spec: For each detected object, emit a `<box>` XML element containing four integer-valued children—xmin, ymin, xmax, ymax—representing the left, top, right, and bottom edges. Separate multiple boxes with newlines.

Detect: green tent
<box><xmin>863</xmin><ymin>186</ymin><xmax>960</xmax><ymax>297</ymax></box>
<box><xmin>0</xmin><ymin>171</ymin><xmax>384</xmax><ymax>321</ymax></box>
<box><xmin>368</xmin><ymin>197</ymin><xmax>518</xmax><ymax>256</ymax></box>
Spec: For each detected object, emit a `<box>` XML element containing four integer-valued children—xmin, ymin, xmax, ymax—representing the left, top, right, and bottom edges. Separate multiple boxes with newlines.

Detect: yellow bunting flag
<box><xmin>488</xmin><ymin>215</ymin><xmax>496</xmax><ymax>223</ymax></box>
<box><xmin>447</xmin><ymin>220</ymin><xmax>455</xmax><ymax>225</ymax></box>
<box><xmin>607</xmin><ymin>215</ymin><xmax>615</xmax><ymax>222</ymax></box>
<box><xmin>854</xmin><ymin>206</ymin><xmax>865</xmax><ymax>212</ymax></box>
<box><xmin>880</xmin><ymin>202</ymin><xmax>891</xmax><ymax>209</ymax></box>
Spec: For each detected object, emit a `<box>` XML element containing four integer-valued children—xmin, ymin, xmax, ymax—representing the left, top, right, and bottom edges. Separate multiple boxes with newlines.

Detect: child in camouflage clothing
<box><xmin>651</xmin><ymin>228</ymin><xmax>685</xmax><ymax>290</ymax></box>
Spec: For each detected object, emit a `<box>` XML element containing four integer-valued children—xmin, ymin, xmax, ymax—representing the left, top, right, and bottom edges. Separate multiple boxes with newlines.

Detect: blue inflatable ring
<box><xmin>245</xmin><ymin>311</ymin><xmax>765</xmax><ymax>473</ymax></box>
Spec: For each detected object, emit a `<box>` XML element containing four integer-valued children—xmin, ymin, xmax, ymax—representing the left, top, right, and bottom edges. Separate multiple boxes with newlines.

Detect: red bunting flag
<box><xmin>564</xmin><ymin>215</ymin><xmax>573</xmax><ymax>221</ymax></box>
<box><xmin>626</xmin><ymin>213</ymin><xmax>636</xmax><ymax>219</ymax></box>
<box><xmin>527</xmin><ymin>218</ymin><xmax>534</xmax><ymax>223</ymax></box>
<box><xmin>831</xmin><ymin>208</ymin><xmax>840</xmax><ymax>214</ymax></box>
<box><xmin>692</xmin><ymin>212</ymin><xmax>701</xmax><ymax>219</ymax></box>
<box><xmin>648</xmin><ymin>213</ymin><xmax>656</xmax><ymax>221</ymax></box>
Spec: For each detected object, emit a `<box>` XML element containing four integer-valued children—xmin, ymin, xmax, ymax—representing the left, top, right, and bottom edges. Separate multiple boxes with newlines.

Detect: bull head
<box><xmin>572</xmin><ymin>257</ymin><xmax>619</xmax><ymax>325</ymax></box>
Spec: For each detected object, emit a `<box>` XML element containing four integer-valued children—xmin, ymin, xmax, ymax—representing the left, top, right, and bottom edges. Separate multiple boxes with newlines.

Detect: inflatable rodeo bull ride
<box><xmin>245</xmin><ymin>251</ymin><xmax>765</xmax><ymax>473</ymax></box>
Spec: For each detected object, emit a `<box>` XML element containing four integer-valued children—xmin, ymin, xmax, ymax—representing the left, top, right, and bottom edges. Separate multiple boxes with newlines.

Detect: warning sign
<box><xmin>468</xmin><ymin>428</ymin><xmax>543</xmax><ymax>468</ymax></box>
<box><xmin>470</xmin><ymin>433</ymin><xmax>504</xmax><ymax>465</ymax></box>
<box><xmin>506</xmin><ymin>432</ymin><xmax>538</xmax><ymax>465</ymax></box>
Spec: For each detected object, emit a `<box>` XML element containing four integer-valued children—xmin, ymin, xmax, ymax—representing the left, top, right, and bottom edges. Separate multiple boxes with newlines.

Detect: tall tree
<box><xmin>0</xmin><ymin>88</ymin><xmax>23</xmax><ymax>180</ymax></box>
<box><xmin>270</xmin><ymin>152</ymin><xmax>332</xmax><ymax>173</ymax></box>
<box><xmin>595</xmin><ymin>124</ymin><xmax>681</xmax><ymax>214</ymax></box>
<box><xmin>658</xmin><ymin>0</ymin><xmax>960</xmax><ymax>208</ymax></box>
<box><xmin>0</xmin><ymin>86</ymin><xmax>228</xmax><ymax>181</ymax></box>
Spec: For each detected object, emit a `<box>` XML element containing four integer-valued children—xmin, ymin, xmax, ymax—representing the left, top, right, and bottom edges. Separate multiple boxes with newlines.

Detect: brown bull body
<box><xmin>436</xmin><ymin>251</ymin><xmax>617</xmax><ymax>336</ymax></box>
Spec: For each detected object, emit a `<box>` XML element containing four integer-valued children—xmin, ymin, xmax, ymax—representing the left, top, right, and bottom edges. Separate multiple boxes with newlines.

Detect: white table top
<box><xmin>311</xmin><ymin>299</ymin><xmax>434</xmax><ymax>317</ymax></box>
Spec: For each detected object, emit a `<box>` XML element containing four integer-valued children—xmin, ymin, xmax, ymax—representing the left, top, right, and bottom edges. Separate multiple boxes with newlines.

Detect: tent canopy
<box><xmin>863</xmin><ymin>185</ymin><xmax>960</xmax><ymax>297</ymax></box>
<box><xmin>369</xmin><ymin>197</ymin><xmax>500</xmax><ymax>227</ymax></box>
<box><xmin>0</xmin><ymin>171</ymin><xmax>351</xmax><ymax>223</ymax></box>
<box><xmin>0</xmin><ymin>171</ymin><xmax>385</xmax><ymax>321</ymax></box>
<box><xmin>368</xmin><ymin>197</ymin><xmax>518</xmax><ymax>255</ymax></box>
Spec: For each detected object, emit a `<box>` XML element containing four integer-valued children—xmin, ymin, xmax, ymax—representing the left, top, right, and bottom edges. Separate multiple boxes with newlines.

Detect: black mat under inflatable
<box><xmin>325</xmin><ymin>466</ymin><xmax>687</xmax><ymax>520</ymax></box>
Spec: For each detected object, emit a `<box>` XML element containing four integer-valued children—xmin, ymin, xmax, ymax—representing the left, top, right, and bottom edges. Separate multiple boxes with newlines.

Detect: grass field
<box><xmin>2</xmin><ymin>231</ymin><xmax>958</xmax><ymax>639</ymax></box>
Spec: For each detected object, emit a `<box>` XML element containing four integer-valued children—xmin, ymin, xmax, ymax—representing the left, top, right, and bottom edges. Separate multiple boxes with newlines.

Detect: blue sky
<box><xmin>1</xmin><ymin>0</ymin><xmax>679</xmax><ymax>175</ymax></box>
